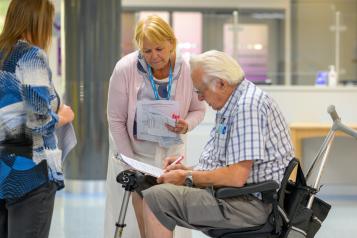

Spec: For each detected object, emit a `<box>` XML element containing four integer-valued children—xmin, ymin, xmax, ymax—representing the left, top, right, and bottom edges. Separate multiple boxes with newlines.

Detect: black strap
<box><xmin>278</xmin><ymin>158</ymin><xmax>306</xmax><ymax>207</ymax></box>
<box><xmin>272</xmin><ymin>197</ymin><xmax>281</xmax><ymax>234</ymax></box>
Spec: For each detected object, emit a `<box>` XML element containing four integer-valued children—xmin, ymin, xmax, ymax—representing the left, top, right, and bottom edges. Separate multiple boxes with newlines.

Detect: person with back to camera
<box><xmin>0</xmin><ymin>0</ymin><xmax>75</xmax><ymax>238</ymax></box>
<box><xmin>105</xmin><ymin>15</ymin><xmax>206</xmax><ymax>238</ymax></box>
<box><xmin>134</xmin><ymin>50</ymin><xmax>295</xmax><ymax>238</ymax></box>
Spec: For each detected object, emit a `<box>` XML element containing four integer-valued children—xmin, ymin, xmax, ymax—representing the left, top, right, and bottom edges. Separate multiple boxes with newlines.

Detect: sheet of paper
<box><xmin>136</xmin><ymin>100</ymin><xmax>183</xmax><ymax>146</ymax></box>
<box><xmin>145</xmin><ymin>110</ymin><xmax>176</xmax><ymax>137</ymax></box>
<box><xmin>56</xmin><ymin>123</ymin><xmax>77</xmax><ymax>161</ymax></box>
<box><xmin>119</xmin><ymin>153</ymin><xmax>163</xmax><ymax>178</ymax></box>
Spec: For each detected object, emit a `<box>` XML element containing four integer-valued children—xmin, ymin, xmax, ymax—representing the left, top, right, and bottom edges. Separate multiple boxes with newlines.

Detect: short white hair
<box><xmin>190</xmin><ymin>50</ymin><xmax>245</xmax><ymax>86</ymax></box>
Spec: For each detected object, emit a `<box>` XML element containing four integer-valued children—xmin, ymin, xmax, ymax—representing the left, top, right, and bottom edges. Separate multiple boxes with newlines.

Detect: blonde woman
<box><xmin>0</xmin><ymin>1</ymin><xmax>74</xmax><ymax>237</ymax></box>
<box><xmin>105</xmin><ymin>15</ymin><xmax>206</xmax><ymax>238</ymax></box>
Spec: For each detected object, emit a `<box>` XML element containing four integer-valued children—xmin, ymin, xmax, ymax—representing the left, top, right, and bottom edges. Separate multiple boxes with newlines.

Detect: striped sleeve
<box><xmin>15</xmin><ymin>48</ymin><xmax>58</xmax><ymax>138</ymax></box>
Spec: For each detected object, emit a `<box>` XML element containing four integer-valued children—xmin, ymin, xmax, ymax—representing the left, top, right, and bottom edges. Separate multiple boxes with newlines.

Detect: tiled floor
<box><xmin>49</xmin><ymin>191</ymin><xmax>105</xmax><ymax>238</ymax></box>
<box><xmin>50</xmin><ymin>192</ymin><xmax>357</xmax><ymax>238</ymax></box>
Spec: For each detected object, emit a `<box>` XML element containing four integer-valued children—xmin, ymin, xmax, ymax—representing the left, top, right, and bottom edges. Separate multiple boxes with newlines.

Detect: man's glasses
<box><xmin>193</xmin><ymin>87</ymin><xmax>205</xmax><ymax>96</ymax></box>
<box><xmin>193</xmin><ymin>83</ymin><xmax>211</xmax><ymax>96</ymax></box>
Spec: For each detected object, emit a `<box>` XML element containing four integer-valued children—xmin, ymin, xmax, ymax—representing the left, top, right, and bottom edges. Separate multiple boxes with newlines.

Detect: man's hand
<box><xmin>157</xmin><ymin>169</ymin><xmax>187</xmax><ymax>185</ymax></box>
<box><xmin>163</xmin><ymin>156</ymin><xmax>189</xmax><ymax>172</ymax></box>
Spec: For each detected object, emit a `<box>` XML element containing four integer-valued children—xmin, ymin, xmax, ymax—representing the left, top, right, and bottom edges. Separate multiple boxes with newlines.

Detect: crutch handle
<box><xmin>328</xmin><ymin>105</ymin><xmax>357</xmax><ymax>139</ymax></box>
<box><xmin>327</xmin><ymin>105</ymin><xmax>340</xmax><ymax>122</ymax></box>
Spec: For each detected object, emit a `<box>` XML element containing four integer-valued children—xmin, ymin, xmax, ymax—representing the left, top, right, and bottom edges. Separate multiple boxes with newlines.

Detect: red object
<box><xmin>172</xmin><ymin>113</ymin><xmax>180</xmax><ymax>121</ymax></box>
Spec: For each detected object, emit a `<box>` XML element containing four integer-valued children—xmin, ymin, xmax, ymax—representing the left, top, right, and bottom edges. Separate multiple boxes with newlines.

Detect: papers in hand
<box><xmin>56</xmin><ymin>123</ymin><xmax>77</xmax><ymax>161</ymax></box>
<box><xmin>136</xmin><ymin>100</ymin><xmax>183</xmax><ymax>147</ymax></box>
<box><xmin>118</xmin><ymin>153</ymin><xmax>163</xmax><ymax>178</ymax></box>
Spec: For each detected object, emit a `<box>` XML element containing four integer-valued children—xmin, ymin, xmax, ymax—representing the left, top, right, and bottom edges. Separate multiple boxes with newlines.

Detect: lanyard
<box><xmin>147</xmin><ymin>62</ymin><xmax>173</xmax><ymax>100</ymax></box>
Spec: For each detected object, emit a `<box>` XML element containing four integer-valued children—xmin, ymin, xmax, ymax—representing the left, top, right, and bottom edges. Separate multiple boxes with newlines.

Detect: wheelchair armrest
<box><xmin>214</xmin><ymin>180</ymin><xmax>279</xmax><ymax>199</ymax></box>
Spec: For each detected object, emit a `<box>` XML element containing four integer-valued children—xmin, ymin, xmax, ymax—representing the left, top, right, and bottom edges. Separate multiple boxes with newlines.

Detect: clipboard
<box><xmin>117</xmin><ymin>153</ymin><xmax>163</xmax><ymax>178</ymax></box>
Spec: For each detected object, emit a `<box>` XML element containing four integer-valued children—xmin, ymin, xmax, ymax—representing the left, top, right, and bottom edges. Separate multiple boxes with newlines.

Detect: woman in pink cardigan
<box><xmin>104</xmin><ymin>15</ymin><xmax>206</xmax><ymax>238</ymax></box>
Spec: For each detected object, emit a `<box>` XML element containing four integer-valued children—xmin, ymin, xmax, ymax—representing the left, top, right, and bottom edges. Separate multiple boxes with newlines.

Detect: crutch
<box><xmin>305</xmin><ymin>105</ymin><xmax>357</xmax><ymax>208</ymax></box>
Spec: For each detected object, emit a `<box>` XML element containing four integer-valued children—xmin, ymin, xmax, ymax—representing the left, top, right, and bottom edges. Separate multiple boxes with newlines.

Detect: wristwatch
<box><xmin>184</xmin><ymin>171</ymin><xmax>193</xmax><ymax>187</ymax></box>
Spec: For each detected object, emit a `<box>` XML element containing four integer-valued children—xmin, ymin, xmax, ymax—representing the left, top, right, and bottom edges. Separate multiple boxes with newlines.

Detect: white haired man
<box><xmin>138</xmin><ymin>50</ymin><xmax>295</xmax><ymax>238</ymax></box>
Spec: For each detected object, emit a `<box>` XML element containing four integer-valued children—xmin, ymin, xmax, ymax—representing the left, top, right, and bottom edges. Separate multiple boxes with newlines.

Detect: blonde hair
<box><xmin>0</xmin><ymin>0</ymin><xmax>55</xmax><ymax>66</ymax></box>
<box><xmin>134</xmin><ymin>15</ymin><xmax>177</xmax><ymax>53</ymax></box>
<box><xmin>190</xmin><ymin>50</ymin><xmax>245</xmax><ymax>86</ymax></box>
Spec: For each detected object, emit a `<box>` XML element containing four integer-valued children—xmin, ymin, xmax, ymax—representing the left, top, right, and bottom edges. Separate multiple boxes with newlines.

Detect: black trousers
<box><xmin>0</xmin><ymin>182</ymin><xmax>57</xmax><ymax>238</ymax></box>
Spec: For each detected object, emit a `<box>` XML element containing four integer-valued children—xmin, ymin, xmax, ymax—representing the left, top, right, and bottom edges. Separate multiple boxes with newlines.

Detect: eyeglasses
<box><xmin>194</xmin><ymin>77</ymin><xmax>219</xmax><ymax>96</ymax></box>
<box><xmin>193</xmin><ymin>85</ymin><xmax>208</xmax><ymax>96</ymax></box>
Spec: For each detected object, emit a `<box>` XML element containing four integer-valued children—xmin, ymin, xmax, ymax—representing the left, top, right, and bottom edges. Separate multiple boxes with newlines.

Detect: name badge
<box><xmin>216</xmin><ymin>123</ymin><xmax>227</xmax><ymax>134</ymax></box>
<box><xmin>216</xmin><ymin>117</ymin><xmax>228</xmax><ymax>134</ymax></box>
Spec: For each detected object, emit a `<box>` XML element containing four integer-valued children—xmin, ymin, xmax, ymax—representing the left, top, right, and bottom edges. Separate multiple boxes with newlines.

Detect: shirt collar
<box><xmin>217</xmin><ymin>79</ymin><xmax>248</xmax><ymax>118</ymax></box>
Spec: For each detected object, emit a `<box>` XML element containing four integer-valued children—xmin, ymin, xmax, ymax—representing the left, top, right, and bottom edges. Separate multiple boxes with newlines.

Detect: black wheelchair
<box><xmin>207</xmin><ymin>158</ymin><xmax>314</xmax><ymax>238</ymax></box>
<box><xmin>207</xmin><ymin>105</ymin><xmax>357</xmax><ymax>238</ymax></box>
<box><xmin>115</xmin><ymin>105</ymin><xmax>357</xmax><ymax>238</ymax></box>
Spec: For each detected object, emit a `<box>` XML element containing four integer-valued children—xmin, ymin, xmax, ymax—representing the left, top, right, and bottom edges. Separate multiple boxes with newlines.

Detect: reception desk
<box><xmin>289</xmin><ymin>122</ymin><xmax>357</xmax><ymax>161</ymax></box>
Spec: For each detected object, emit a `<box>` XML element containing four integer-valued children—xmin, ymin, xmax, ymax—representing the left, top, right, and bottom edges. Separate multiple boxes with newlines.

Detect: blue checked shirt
<box><xmin>195</xmin><ymin>79</ymin><xmax>294</xmax><ymax>184</ymax></box>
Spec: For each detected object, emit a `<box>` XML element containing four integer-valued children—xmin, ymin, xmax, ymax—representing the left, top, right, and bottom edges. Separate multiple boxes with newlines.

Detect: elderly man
<box><xmin>138</xmin><ymin>50</ymin><xmax>294</xmax><ymax>238</ymax></box>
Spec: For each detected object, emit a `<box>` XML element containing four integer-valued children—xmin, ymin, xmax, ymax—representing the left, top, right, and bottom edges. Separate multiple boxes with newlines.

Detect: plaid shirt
<box><xmin>195</xmin><ymin>80</ymin><xmax>294</xmax><ymax>184</ymax></box>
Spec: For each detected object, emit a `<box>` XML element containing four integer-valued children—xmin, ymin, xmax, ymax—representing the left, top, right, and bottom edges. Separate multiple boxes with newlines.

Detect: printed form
<box><xmin>119</xmin><ymin>154</ymin><xmax>163</xmax><ymax>178</ymax></box>
<box><xmin>136</xmin><ymin>100</ymin><xmax>183</xmax><ymax>147</ymax></box>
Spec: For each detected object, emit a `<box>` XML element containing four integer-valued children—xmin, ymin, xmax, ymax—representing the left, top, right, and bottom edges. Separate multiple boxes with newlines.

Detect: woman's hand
<box><xmin>57</xmin><ymin>104</ymin><xmax>74</xmax><ymax>127</ymax></box>
<box><xmin>166</xmin><ymin>118</ymin><xmax>188</xmax><ymax>134</ymax></box>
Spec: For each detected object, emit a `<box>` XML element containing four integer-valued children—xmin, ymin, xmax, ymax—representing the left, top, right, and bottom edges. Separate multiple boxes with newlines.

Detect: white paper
<box><xmin>56</xmin><ymin>123</ymin><xmax>77</xmax><ymax>161</ymax></box>
<box><xmin>119</xmin><ymin>153</ymin><xmax>163</xmax><ymax>178</ymax></box>
<box><xmin>136</xmin><ymin>100</ymin><xmax>183</xmax><ymax>147</ymax></box>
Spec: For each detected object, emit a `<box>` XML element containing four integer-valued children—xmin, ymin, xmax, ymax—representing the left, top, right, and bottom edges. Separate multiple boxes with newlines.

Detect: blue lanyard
<box><xmin>147</xmin><ymin>62</ymin><xmax>173</xmax><ymax>100</ymax></box>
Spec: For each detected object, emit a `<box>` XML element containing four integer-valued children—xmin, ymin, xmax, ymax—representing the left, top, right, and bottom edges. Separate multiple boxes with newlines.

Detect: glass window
<box><xmin>202</xmin><ymin>10</ymin><xmax>285</xmax><ymax>85</ymax></box>
<box><xmin>291</xmin><ymin>0</ymin><xmax>357</xmax><ymax>85</ymax></box>
<box><xmin>224</xmin><ymin>23</ymin><xmax>269</xmax><ymax>83</ymax></box>
<box><xmin>120</xmin><ymin>2</ymin><xmax>357</xmax><ymax>85</ymax></box>
<box><xmin>172</xmin><ymin>12</ymin><xmax>202</xmax><ymax>60</ymax></box>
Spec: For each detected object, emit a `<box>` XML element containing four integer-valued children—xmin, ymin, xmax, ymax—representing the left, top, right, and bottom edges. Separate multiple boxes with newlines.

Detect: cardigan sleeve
<box><xmin>16</xmin><ymin>48</ymin><xmax>59</xmax><ymax>148</ymax></box>
<box><xmin>185</xmin><ymin>91</ymin><xmax>206</xmax><ymax>131</ymax></box>
<box><xmin>107</xmin><ymin>60</ymin><xmax>135</xmax><ymax>157</ymax></box>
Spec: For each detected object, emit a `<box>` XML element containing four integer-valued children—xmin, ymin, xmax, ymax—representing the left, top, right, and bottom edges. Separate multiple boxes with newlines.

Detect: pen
<box><xmin>171</xmin><ymin>155</ymin><xmax>184</xmax><ymax>165</ymax></box>
<box><xmin>165</xmin><ymin>155</ymin><xmax>184</xmax><ymax>172</ymax></box>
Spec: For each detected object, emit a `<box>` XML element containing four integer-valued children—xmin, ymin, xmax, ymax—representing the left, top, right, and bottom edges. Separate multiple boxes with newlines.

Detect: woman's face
<box><xmin>142</xmin><ymin>37</ymin><xmax>173</xmax><ymax>71</ymax></box>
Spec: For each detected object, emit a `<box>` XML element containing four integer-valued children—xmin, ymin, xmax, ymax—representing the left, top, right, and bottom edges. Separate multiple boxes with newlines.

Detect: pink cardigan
<box><xmin>107</xmin><ymin>51</ymin><xmax>206</xmax><ymax>157</ymax></box>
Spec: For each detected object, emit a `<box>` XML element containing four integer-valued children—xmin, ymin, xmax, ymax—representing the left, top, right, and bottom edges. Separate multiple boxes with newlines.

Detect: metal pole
<box><xmin>232</xmin><ymin>10</ymin><xmax>239</xmax><ymax>60</ymax></box>
<box><xmin>114</xmin><ymin>190</ymin><xmax>131</xmax><ymax>238</ymax></box>
<box><xmin>306</xmin><ymin>130</ymin><xmax>335</xmax><ymax>180</ymax></box>
<box><xmin>335</xmin><ymin>11</ymin><xmax>340</xmax><ymax>80</ymax></box>
<box><xmin>63</xmin><ymin>0</ymin><xmax>121</xmax><ymax>180</ymax></box>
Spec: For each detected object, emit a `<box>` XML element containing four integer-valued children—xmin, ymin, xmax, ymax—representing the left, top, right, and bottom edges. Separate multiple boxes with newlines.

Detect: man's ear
<box><xmin>217</xmin><ymin>79</ymin><xmax>226</xmax><ymax>89</ymax></box>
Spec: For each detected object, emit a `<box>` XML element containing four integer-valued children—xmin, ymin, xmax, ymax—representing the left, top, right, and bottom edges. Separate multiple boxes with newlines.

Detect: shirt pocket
<box><xmin>215</xmin><ymin>127</ymin><xmax>229</xmax><ymax>165</ymax></box>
